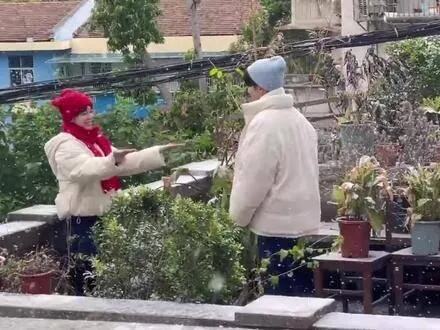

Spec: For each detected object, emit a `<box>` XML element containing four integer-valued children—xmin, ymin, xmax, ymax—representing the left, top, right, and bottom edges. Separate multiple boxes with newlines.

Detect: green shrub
<box><xmin>91</xmin><ymin>186</ymin><xmax>246</xmax><ymax>304</ymax></box>
<box><xmin>0</xmin><ymin>103</ymin><xmax>60</xmax><ymax>220</ymax></box>
<box><xmin>387</xmin><ymin>38</ymin><xmax>440</xmax><ymax>98</ymax></box>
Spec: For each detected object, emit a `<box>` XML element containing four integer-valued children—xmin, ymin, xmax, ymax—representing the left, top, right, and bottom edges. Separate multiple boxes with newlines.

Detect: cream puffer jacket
<box><xmin>229</xmin><ymin>88</ymin><xmax>321</xmax><ymax>237</ymax></box>
<box><xmin>45</xmin><ymin>132</ymin><xmax>165</xmax><ymax>219</ymax></box>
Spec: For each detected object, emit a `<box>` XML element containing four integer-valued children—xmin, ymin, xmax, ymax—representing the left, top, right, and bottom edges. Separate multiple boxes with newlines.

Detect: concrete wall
<box><xmin>0</xmin><ymin>294</ymin><xmax>337</xmax><ymax>329</ymax></box>
<box><xmin>341</xmin><ymin>0</ymin><xmax>370</xmax><ymax>56</ymax></box>
<box><xmin>341</xmin><ymin>0</ymin><xmax>370</xmax><ymax>92</ymax></box>
<box><xmin>291</xmin><ymin>0</ymin><xmax>341</xmax><ymax>30</ymax></box>
<box><xmin>0</xmin><ymin>294</ymin><xmax>439</xmax><ymax>329</ymax></box>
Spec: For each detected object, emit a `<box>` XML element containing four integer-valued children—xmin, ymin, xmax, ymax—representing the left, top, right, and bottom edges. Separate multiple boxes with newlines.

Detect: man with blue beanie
<box><xmin>229</xmin><ymin>56</ymin><xmax>321</xmax><ymax>296</ymax></box>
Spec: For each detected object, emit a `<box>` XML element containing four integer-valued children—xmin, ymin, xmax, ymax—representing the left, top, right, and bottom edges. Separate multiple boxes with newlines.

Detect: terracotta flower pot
<box><xmin>375</xmin><ymin>143</ymin><xmax>400</xmax><ymax>167</ymax></box>
<box><xmin>20</xmin><ymin>270</ymin><xmax>55</xmax><ymax>294</ymax></box>
<box><xmin>338</xmin><ymin>217</ymin><xmax>371</xmax><ymax>258</ymax></box>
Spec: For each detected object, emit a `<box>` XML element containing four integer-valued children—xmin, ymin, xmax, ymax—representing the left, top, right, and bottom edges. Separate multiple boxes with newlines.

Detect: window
<box><xmin>8</xmin><ymin>56</ymin><xmax>34</xmax><ymax>86</ymax></box>
<box><xmin>89</xmin><ymin>63</ymin><xmax>112</xmax><ymax>74</ymax></box>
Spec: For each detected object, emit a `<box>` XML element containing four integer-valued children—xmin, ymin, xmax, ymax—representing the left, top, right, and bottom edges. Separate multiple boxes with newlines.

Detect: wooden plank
<box><xmin>371</xmin><ymin>293</ymin><xmax>391</xmax><ymax>306</ymax></box>
<box><xmin>294</xmin><ymin>96</ymin><xmax>340</xmax><ymax>108</ymax></box>
<box><xmin>403</xmin><ymin>283</ymin><xmax>440</xmax><ymax>291</ymax></box>
<box><xmin>323</xmin><ymin>289</ymin><xmax>364</xmax><ymax>297</ymax></box>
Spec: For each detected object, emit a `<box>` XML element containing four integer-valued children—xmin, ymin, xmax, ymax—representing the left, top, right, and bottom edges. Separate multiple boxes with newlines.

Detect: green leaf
<box><xmin>417</xmin><ymin>198</ymin><xmax>431</xmax><ymax>208</ymax></box>
<box><xmin>235</xmin><ymin>68</ymin><xmax>244</xmax><ymax>77</ymax></box>
<box><xmin>261</xmin><ymin>258</ymin><xmax>271</xmax><ymax>268</ymax></box>
<box><xmin>269</xmin><ymin>275</ymin><xmax>279</xmax><ymax>287</ymax></box>
<box><xmin>209</xmin><ymin>68</ymin><xmax>219</xmax><ymax>77</ymax></box>
<box><xmin>332</xmin><ymin>186</ymin><xmax>345</xmax><ymax>204</ymax></box>
<box><xmin>278</xmin><ymin>249</ymin><xmax>289</xmax><ymax>262</ymax></box>
<box><xmin>367</xmin><ymin>209</ymin><xmax>384</xmax><ymax>232</ymax></box>
<box><xmin>289</xmin><ymin>246</ymin><xmax>305</xmax><ymax>260</ymax></box>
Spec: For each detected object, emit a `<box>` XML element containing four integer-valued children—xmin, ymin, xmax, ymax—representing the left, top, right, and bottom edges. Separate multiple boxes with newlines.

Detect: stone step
<box><xmin>0</xmin><ymin>293</ymin><xmax>239</xmax><ymax>328</ymax></box>
<box><xmin>7</xmin><ymin>205</ymin><xmax>58</xmax><ymax>224</ymax></box>
<box><xmin>235</xmin><ymin>295</ymin><xmax>336</xmax><ymax>329</ymax></box>
<box><xmin>0</xmin><ymin>221</ymin><xmax>49</xmax><ymax>254</ymax></box>
<box><xmin>313</xmin><ymin>312</ymin><xmax>440</xmax><ymax>330</ymax></box>
<box><xmin>0</xmin><ymin>317</ymin><xmax>249</xmax><ymax>330</ymax></box>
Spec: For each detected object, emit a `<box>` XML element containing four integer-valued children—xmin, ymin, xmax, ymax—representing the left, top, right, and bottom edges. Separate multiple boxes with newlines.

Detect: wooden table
<box><xmin>391</xmin><ymin>247</ymin><xmax>440</xmax><ymax>315</ymax></box>
<box><xmin>300</xmin><ymin>222</ymin><xmax>411</xmax><ymax>248</ymax></box>
<box><xmin>313</xmin><ymin>251</ymin><xmax>391</xmax><ymax>314</ymax></box>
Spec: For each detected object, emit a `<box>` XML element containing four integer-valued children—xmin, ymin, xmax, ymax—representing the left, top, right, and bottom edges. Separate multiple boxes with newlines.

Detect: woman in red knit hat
<box><xmin>45</xmin><ymin>89</ymin><xmax>180</xmax><ymax>294</ymax></box>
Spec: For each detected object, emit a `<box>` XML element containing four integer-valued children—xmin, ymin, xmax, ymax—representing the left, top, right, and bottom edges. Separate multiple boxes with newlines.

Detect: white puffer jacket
<box><xmin>229</xmin><ymin>88</ymin><xmax>321</xmax><ymax>237</ymax></box>
<box><xmin>45</xmin><ymin>132</ymin><xmax>165</xmax><ymax>219</ymax></box>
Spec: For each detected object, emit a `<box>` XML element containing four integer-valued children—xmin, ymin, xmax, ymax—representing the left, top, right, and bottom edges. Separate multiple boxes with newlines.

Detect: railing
<box><xmin>355</xmin><ymin>0</ymin><xmax>440</xmax><ymax>22</ymax></box>
<box><xmin>384</xmin><ymin>0</ymin><xmax>440</xmax><ymax>18</ymax></box>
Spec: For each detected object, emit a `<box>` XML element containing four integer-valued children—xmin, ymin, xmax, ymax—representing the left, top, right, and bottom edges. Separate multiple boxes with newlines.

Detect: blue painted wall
<box><xmin>0</xmin><ymin>50</ymin><xmax>157</xmax><ymax>117</ymax></box>
<box><xmin>92</xmin><ymin>93</ymin><xmax>117</xmax><ymax>114</ymax></box>
<box><xmin>0</xmin><ymin>51</ymin><xmax>116</xmax><ymax>113</ymax></box>
<box><xmin>33</xmin><ymin>52</ymin><xmax>59</xmax><ymax>82</ymax></box>
<box><xmin>0</xmin><ymin>54</ymin><xmax>9</xmax><ymax>88</ymax></box>
<box><xmin>0</xmin><ymin>51</ymin><xmax>64</xmax><ymax>88</ymax></box>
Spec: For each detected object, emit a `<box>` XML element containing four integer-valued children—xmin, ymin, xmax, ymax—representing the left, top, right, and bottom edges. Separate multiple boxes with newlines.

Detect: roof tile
<box><xmin>0</xmin><ymin>1</ymin><xmax>81</xmax><ymax>42</ymax></box>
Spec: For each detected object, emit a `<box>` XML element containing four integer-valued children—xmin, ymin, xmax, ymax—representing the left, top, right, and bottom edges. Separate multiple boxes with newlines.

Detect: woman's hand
<box><xmin>114</xmin><ymin>148</ymin><xmax>137</xmax><ymax>165</ymax></box>
<box><xmin>159</xmin><ymin>143</ymin><xmax>185</xmax><ymax>164</ymax></box>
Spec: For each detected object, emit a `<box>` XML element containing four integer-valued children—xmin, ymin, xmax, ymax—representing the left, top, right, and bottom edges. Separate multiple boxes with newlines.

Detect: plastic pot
<box><xmin>338</xmin><ymin>217</ymin><xmax>371</xmax><ymax>258</ymax></box>
<box><xmin>411</xmin><ymin>221</ymin><xmax>440</xmax><ymax>256</ymax></box>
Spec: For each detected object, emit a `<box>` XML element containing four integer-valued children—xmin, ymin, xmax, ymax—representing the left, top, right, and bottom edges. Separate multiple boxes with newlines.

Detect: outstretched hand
<box><xmin>114</xmin><ymin>148</ymin><xmax>137</xmax><ymax>164</ymax></box>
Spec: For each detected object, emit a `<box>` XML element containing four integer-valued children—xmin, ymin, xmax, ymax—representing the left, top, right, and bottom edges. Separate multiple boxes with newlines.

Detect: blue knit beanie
<box><xmin>247</xmin><ymin>56</ymin><xmax>287</xmax><ymax>92</ymax></box>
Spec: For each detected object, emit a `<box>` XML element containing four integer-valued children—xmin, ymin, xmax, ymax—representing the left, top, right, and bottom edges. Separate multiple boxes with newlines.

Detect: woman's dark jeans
<box><xmin>67</xmin><ymin>216</ymin><xmax>98</xmax><ymax>296</ymax></box>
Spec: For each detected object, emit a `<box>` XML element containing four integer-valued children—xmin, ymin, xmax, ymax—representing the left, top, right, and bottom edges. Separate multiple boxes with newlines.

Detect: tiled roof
<box><xmin>0</xmin><ymin>1</ymin><xmax>81</xmax><ymax>42</ymax></box>
<box><xmin>158</xmin><ymin>0</ymin><xmax>259</xmax><ymax>36</ymax></box>
<box><xmin>76</xmin><ymin>0</ymin><xmax>260</xmax><ymax>38</ymax></box>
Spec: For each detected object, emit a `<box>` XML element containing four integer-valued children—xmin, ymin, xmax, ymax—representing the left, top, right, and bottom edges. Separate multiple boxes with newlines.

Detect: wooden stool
<box><xmin>313</xmin><ymin>251</ymin><xmax>391</xmax><ymax>314</ymax></box>
<box><xmin>391</xmin><ymin>247</ymin><xmax>440</xmax><ymax>315</ymax></box>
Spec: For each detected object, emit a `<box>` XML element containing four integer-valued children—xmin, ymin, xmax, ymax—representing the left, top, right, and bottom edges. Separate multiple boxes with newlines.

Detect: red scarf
<box><xmin>63</xmin><ymin>122</ymin><xmax>121</xmax><ymax>193</ymax></box>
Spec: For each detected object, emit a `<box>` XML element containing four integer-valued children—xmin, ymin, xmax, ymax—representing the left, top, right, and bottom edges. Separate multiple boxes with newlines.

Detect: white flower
<box><xmin>341</xmin><ymin>182</ymin><xmax>354</xmax><ymax>191</ymax></box>
<box><xmin>358</xmin><ymin>155</ymin><xmax>379</xmax><ymax>167</ymax></box>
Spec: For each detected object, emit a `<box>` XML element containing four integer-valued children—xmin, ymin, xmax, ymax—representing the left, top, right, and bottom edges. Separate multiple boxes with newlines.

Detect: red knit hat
<box><xmin>51</xmin><ymin>89</ymin><xmax>93</xmax><ymax>123</ymax></box>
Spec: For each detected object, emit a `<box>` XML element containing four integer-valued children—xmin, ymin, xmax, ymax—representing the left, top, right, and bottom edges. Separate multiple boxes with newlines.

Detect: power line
<box><xmin>2</xmin><ymin>21</ymin><xmax>440</xmax><ymax>103</ymax></box>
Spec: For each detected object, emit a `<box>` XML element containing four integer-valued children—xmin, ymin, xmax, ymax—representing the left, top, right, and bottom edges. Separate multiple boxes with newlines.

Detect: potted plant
<box><xmin>18</xmin><ymin>248</ymin><xmax>60</xmax><ymax>294</ymax></box>
<box><xmin>332</xmin><ymin>156</ymin><xmax>392</xmax><ymax>258</ymax></box>
<box><xmin>422</xmin><ymin>97</ymin><xmax>440</xmax><ymax>125</ymax></box>
<box><xmin>405</xmin><ymin>164</ymin><xmax>440</xmax><ymax>256</ymax></box>
<box><xmin>375</xmin><ymin>143</ymin><xmax>401</xmax><ymax>168</ymax></box>
<box><xmin>0</xmin><ymin>249</ymin><xmax>21</xmax><ymax>292</ymax></box>
<box><xmin>388</xmin><ymin>165</ymin><xmax>413</xmax><ymax>234</ymax></box>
